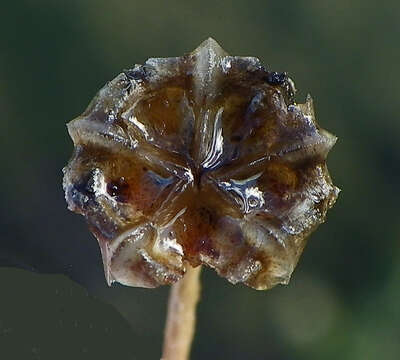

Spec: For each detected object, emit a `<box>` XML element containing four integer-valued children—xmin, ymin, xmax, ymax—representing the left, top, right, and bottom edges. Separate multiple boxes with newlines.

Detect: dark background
<box><xmin>1</xmin><ymin>1</ymin><xmax>399</xmax><ymax>359</ymax></box>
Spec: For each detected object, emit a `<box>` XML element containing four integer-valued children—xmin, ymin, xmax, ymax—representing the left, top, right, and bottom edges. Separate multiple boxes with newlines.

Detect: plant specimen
<box><xmin>63</xmin><ymin>38</ymin><xmax>339</xmax><ymax>359</ymax></box>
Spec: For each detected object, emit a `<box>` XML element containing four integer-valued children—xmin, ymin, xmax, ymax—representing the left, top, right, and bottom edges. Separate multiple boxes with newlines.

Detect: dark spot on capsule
<box><xmin>266</xmin><ymin>71</ymin><xmax>287</xmax><ymax>86</ymax></box>
<box><xmin>107</xmin><ymin>177</ymin><xmax>130</xmax><ymax>202</ymax></box>
<box><xmin>72</xmin><ymin>179</ymin><xmax>93</xmax><ymax>197</ymax></box>
<box><xmin>142</xmin><ymin>166</ymin><xmax>148</xmax><ymax>171</ymax></box>
<box><xmin>66</xmin><ymin>181</ymin><xmax>93</xmax><ymax>211</ymax></box>
<box><xmin>123</xmin><ymin>66</ymin><xmax>150</xmax><ymax>82</ymax></box>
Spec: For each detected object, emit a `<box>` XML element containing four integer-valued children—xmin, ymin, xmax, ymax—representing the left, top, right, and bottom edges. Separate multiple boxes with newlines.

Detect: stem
<box><xmin>161</xmin><ymin>265</ymin><xmax>202</xmax><ymax>360</ymax></box>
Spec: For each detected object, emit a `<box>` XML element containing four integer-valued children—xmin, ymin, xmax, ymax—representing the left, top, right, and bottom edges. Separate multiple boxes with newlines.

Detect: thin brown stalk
<box><xmin>161</xmin><ymin>265</ymin><xmax>202</xmax><ymax>360</ymax></box>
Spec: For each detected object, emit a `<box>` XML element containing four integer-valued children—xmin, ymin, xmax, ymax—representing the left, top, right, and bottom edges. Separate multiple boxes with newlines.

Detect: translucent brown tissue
<box><xmin>63</xmin><ymin>38</ymin><xmax>339</xmax><ymax>290</ymax></box>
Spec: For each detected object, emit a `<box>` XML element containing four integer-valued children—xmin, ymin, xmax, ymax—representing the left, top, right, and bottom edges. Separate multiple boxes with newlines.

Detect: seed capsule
<box><xmin>63</xmin><ymin>38</ymin><xmax>339</xmax><ymax>290</ymax></box>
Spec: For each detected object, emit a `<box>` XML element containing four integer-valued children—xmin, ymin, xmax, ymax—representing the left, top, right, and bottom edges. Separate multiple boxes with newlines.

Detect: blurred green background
<box><xmin>1</xmin><ymin>1</ymin><xmax>399</xmax><ymax>359</ymax></box>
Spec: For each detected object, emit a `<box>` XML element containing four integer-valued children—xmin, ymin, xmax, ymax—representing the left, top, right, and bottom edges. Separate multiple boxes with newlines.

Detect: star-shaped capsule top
<box><xmin>63</xmin><ymin>38</ymin><xmax>339</xmax><ymax>290</ymax></box>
